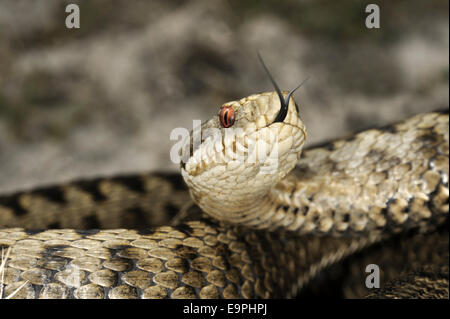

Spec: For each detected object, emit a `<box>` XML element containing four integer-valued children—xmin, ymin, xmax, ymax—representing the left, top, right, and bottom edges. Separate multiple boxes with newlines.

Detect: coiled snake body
<box><xmin>0</xmin><ymin>90</ymin><xmax>448</xmax><ymax>298</ymax></box>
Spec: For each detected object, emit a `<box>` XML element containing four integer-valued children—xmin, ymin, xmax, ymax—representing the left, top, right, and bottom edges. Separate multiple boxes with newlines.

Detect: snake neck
<box><xmin>182</xmin><ymin>163</ymin><xmax>290</xmax><ymax>227</ymax></box>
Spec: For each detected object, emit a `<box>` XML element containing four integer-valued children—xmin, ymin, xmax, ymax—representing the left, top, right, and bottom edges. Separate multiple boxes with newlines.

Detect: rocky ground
<box><xmin>0</xmin><ymin>0</ymin><xmax>448</xmax><ymax>193</ymax></box>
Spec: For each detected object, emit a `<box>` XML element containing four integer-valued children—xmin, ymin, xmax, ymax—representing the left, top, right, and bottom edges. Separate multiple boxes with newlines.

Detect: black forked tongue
<box><xmin>257</xmin><ymin>52</ymin><xmax>308</xmax><ymax>123</ymax></box>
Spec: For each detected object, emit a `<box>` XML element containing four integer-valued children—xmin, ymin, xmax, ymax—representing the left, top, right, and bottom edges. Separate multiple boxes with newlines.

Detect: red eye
<box><xmin>219</xmin><ymin>106</ymin><xmax>235</xmax><ymax>128</ymax></box>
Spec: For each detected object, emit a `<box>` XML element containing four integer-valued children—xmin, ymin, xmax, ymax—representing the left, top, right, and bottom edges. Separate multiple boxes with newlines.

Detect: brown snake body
<box><xmin>0</xmin><ymin>98</ymin><xmax>448</xmax><ymax>298</ymax></box>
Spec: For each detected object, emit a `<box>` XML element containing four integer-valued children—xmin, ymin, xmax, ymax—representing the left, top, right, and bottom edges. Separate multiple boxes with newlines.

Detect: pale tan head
<box><xmin>181</xmin><ymin>91</ymin><xmax>306</xmax><ymax>226</ymax></box>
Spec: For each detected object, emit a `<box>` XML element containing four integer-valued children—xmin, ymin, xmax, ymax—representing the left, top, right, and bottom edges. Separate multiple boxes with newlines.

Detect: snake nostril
<box><xmin>219</xmin><ymin>105</ymin><xmax>235</xmax><ymax>128</ymax></box>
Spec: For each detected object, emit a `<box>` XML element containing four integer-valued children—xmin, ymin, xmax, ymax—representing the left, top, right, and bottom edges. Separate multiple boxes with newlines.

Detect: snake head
<box><xmin>180</xmin><ymin>91</ymin><xmax>307</xmax><ymax>224</ymax></box>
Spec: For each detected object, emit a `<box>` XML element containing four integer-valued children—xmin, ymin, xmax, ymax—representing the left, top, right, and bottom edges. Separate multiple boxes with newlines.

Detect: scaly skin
<box><xmin>0</xmin><ymin>91</ymin><xmax>448</xmax><ymax>298</ymax></box>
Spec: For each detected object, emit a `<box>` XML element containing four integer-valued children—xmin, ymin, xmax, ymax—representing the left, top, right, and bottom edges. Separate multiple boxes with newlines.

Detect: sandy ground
<box><xmin>0</xmin><ymin>0</ymin><xmax>448</xmax><ymax>193</ymax></box>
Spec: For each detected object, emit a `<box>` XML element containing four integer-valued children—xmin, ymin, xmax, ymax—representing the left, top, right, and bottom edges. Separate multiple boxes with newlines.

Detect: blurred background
<box><xmin>0</xmin><ymin>0</ymin><xmax>448</xmax><ymax>193</ymax></box>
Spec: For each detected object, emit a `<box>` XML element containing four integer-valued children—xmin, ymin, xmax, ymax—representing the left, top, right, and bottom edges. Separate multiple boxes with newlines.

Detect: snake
<box><xmin>0</xmin><ymin>59</ymin><xmax>448</xmax><ymax>299</ymax></box>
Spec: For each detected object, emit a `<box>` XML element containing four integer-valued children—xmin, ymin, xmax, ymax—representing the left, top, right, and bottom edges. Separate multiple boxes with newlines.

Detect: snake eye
<box><xmin>219</xmin><ymin>106</ymin><xmax>235</xmax><ymax>128</ymax></box>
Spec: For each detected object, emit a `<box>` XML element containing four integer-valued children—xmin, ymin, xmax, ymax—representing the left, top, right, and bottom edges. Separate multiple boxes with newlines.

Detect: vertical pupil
<box><xmin>223</xmin><ymin>110</ymin><xmax>229</xmax><ymax>125</ymax></box>
<box><xmin>220</xmin><ymin>106</ymin><xmax>234</xmax><ymax>128</ymax></box>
